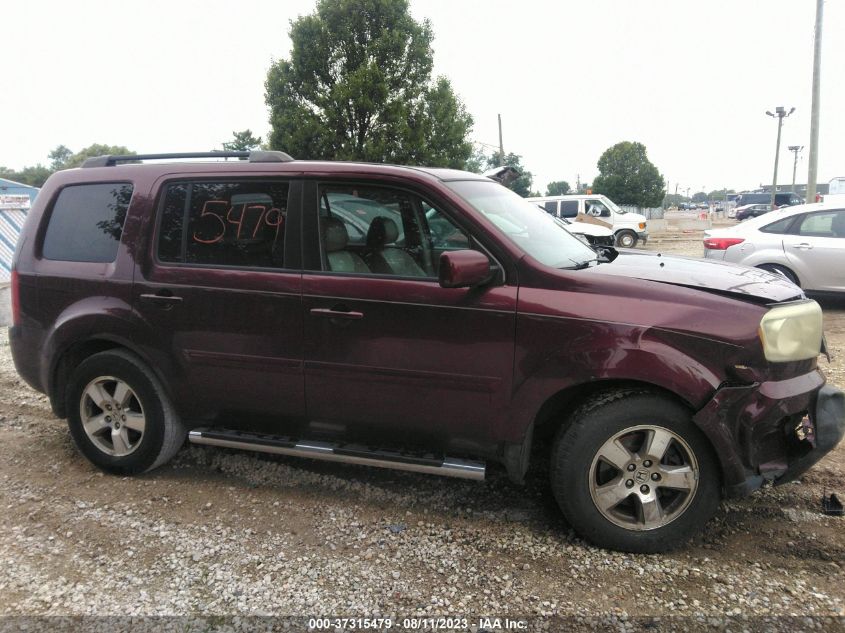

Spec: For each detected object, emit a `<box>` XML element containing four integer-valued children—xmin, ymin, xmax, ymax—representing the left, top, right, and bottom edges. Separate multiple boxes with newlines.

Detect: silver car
<box><xmin>703</xmin><ymin>202</ymin><xmax>845</xmax><ymax>294</ymax></box>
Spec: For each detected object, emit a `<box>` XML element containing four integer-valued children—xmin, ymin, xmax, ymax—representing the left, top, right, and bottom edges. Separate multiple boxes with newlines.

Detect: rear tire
<box><xmin>66</xmin><ymin>349</ymin><xmax>185</xmax><ymax>475</ymax></box>
<box><xmin>615</xmin><ymin>230</ymin><xmax>638</xmax><ymax>248</ymax></box>
<box><xmin>757</xmin><ymin>264</ymin><xmax>800</xmax><ymax>287</ymax></box>
<box><xmin>550</xmin><ymin>390</ymin><xmax>720</xmax><ymax>553</ymax></box>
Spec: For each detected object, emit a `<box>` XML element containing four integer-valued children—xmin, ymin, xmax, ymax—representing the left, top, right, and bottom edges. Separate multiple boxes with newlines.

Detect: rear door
<box><xmin>133</xmin><ymin>176</ymin><xmax>305</xmax><ymax>426</ymax></box>
<box><xmin>300</xmin><ymin>180</ymin><xmax>517</xmax><ymax>451</ymax></box>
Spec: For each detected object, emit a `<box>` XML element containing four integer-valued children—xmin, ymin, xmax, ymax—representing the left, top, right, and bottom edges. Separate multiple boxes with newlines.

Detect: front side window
<box><xmin>158</xmin><ymin>180</ymin><xmax>288</xmax><ymax>268</ymax></box>
<box><xmin>317</xmin><ymin>184</ymin><xmax>484</xmax><ymax>278</ymax></box>
<box><xmin>43</xmin><ymin>183</ymin><xmax>133</xmax><ymax>262</ymax></box>
<box><xmin>585</xmin><ymin>199</ymin><xmax>612</xmax><ymax>217</ymax></box>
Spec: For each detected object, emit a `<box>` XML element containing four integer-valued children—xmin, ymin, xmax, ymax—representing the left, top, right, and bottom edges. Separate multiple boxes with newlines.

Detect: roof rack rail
<box><xmin>81</xmin><ymin>150</ymin><xmax>294</xmax><ymax>168</ymax></box>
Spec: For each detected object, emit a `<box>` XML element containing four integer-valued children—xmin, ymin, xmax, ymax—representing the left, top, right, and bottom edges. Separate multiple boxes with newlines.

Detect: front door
<box><xmin>301</xmin><ymin>180</ymin><xmax>517</xmax><ymax>452</ymax></box>
<box><xmin>133</xmin><ymin>176</ymin><xmax>305</xmax><ymax>426</ymax></box>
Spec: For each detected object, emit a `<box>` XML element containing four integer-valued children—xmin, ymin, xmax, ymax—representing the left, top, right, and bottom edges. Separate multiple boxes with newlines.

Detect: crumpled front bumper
<box><xmin>774</xmin><ymin>385</ymin><xmax>845</xmax><ymax>485</ymax></box>
<box><xmin>693</xmin><ymin>370</ymin><xmax>845</xmax><ymax>497</ymax></box>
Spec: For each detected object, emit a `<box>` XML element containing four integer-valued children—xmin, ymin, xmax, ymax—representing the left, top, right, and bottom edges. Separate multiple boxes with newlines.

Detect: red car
<box><xmin>9</xmin><ymin>151</ymin><xmax>844</xmax><ymax>552</ymax></box>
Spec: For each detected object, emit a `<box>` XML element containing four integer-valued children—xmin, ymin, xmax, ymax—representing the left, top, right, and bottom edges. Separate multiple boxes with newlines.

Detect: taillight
<box><xmin>703</xmin><ymin>237</ymin><xmax>745</xmax><ymax>250</ymax></box>
<box><xmin>10</xmin><ymin>269</ymin><xmax>21</xmax><ymax>326</ymax></box>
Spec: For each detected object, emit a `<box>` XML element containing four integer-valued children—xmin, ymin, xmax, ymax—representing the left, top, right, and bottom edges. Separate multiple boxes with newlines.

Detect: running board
<box><xmin>188</xmin><ymin>428</ymin><xmax>486</xmax><ymax>481</ymax></box>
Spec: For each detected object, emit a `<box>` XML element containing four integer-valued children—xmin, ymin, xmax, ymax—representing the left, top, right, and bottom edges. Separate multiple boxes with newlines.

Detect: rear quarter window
<box><xmin>42</xmin><ymin>183</ymin><xmax>133</xmax><ymax>262</ymax></box>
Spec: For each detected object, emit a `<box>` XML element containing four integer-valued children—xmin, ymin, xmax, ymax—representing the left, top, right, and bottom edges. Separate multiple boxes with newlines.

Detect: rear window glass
<box><xmin>43</xmin><ymin>183</ymin><xmax>133</xmax><ymax>262</ymax></box>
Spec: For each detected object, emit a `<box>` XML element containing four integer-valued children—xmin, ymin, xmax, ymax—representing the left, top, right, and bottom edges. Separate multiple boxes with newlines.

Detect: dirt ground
<box><xmin>0</xmin><ymin>236</ymin><xmax>844</xmax><ymax>629</ymax></box>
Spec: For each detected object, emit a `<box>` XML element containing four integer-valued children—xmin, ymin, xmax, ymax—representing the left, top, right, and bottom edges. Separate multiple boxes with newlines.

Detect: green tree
<box><xmin>62</xmin><ymin>144</ymin><xmax>135</xmax><ymax>169</ymax></box>
<box><xmin>486</xmin><ymin>152</ymin><xmax>533</xmax><ymax>197</ymax></box>
<box><xmin>464</xmin><ymin>146</ymin><xmax>489</xmax><ymax>174</ymax></box>
<box><xmin>265</xmin><ymin>0</ymin><xmax>473</xmax><ymax>168</ymax></box>
<box><xmin>223</xmin><ymin>129</ymin><xmax>263</xmax><ymax>152</ymax></box>
<box><xmin>0</xmin><ymin>164</ymin><xmax>51</xmax><ymax>187</ymax></box>
<box><xmin>48</xmin><ymin>145</ymin><xmax>73</xmax><ymax>170</ymax></box>
<box><xmin>545</xmin><ymin>180</ymin><xmax>570</xmax><ymax>196</ymax></box>
<box><xmin>591</xmin><ymin>141</ymin><xmax>665</xmax><ymax>207</ymax></box>
<box><xmin>691</xmin><ymin>191</ymin><xmax>707</xmax><ymax>203</ymax></box>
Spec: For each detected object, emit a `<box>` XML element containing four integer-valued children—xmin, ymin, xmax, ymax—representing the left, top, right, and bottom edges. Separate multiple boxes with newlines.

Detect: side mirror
<box><xmin>439</xmin><ymin>250</ymin><xmax>491</xmax><ymax>289</ymax></box>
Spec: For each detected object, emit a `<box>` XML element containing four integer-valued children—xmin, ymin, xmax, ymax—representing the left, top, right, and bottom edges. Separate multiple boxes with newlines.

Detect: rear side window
<box><xmin>543</xmin><ymin>201</ymin><xmax>558</xmax><ymax>215</ymax></box>
<box><xmin>43</xmin><ymin>183</ymin><xmax>133</xmax><ymax>262</ymax></box>
<box><xmin>158</xmin><ymin>180</ymin><xmax>289</xmax><ymax>268</ymax></box>
<box><xmin>760</xmin><ymin>216</ymin><xmax>796</xmax><ymax>234</ymax></box>
<box><xmin>561</xmin><ymin>201</ymin><xmax>579</xmax><ymax>217</ymax></box>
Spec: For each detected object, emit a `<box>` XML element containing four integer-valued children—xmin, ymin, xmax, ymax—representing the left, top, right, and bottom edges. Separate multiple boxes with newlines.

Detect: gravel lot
<box><xmin>1</xmin><ymin>239</ymin><xmax>844</xmax><ymax>630</ymax></box>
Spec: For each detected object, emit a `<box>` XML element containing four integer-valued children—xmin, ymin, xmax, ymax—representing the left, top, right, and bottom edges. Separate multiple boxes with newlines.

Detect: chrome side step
<box><xmin>188</xmin><ymin>428</ymin><xmax>486</xmax><ymax>481</ymax></box>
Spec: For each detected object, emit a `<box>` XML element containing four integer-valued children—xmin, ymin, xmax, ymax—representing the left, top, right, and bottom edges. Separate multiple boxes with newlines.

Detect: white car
<box><xmin>703</xmin><ymin>201</ymin><xmax>845</xmax><ymax>294</ymax></box>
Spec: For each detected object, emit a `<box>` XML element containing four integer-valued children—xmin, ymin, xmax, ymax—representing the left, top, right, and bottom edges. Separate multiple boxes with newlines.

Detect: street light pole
<box><xmin>788</xmin><ymin>145</ymin><xmax>804</xmax><ymax>194</ymax></box>
<box><xmin>807</xmin><ymin>0</ymin><xmax>824</xmax><ymax>201</ymax></box>
<box><xmin>766</xmin><ymin>107</ymin><xmax>795</xmax><ymax>208</ymax></box>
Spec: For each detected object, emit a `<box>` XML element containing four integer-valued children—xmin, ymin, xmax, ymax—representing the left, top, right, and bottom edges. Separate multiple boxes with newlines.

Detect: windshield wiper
<box><xmin>562</xmin><ymin>257</ymin><xmax>599</xmax><ymax>270</ymax></box>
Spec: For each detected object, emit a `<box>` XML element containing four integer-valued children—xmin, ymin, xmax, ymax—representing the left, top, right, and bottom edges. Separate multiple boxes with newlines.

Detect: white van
<box><xmin>527</xmin><ymin>194</ymin><xmax>649</xmax><ymax>248</ymax></box>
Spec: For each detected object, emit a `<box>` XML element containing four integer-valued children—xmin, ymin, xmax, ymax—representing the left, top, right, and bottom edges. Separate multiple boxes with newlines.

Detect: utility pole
<box><xmin>788</xmin><ymin>145</ymin><xmax>804</xmax><ymax>194</ymax></box>
<box><xmin>807</xmin><ymin>0</ymin><xmax>824</xmax><ymax>201</ymax></box>
<box><xmin>497</xmin><ymin>114</ymin><xmax>505</xmax><ymax>164</ymax></box>
<box><xmin>766</xmin><ymin>106</ymin><xmax>795</xmax><ymax>208</ymax></box>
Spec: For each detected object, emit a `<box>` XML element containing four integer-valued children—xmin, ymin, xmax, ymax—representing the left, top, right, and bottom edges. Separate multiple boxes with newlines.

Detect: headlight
<box><xmin>758</xmin><ymin>301</ymin><xmax>823</xmax><ymax>362</ymax></box>
<box><xmin>638</xmin><ymin>222</ymin><xmax>647</xmax><ymax>230</ymax></box>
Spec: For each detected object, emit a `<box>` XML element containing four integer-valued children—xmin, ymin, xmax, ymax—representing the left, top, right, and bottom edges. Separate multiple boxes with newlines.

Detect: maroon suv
<box><xmin>9</xmin><ymin>151</ymin><xmax>844</xmax><ymax>553</ymax></box>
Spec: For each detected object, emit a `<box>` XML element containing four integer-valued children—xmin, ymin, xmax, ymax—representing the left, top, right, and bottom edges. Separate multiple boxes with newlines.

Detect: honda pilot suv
<box><xmin>9</xmin><ymin>151</ymin><xmax>844</xmax><ymax>553</ymax></box>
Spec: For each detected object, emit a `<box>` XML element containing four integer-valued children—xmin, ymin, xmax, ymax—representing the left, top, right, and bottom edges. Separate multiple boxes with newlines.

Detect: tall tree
<box><xmin>265</xmin><ymin>0</ymin><xmax>473</xmax><ymax>167</ymax></box>
<box><xmin>486</xmin><ymin>152</ymin><xmax>533</xmax><ymax>197</ymax></box>
<box><xmin>591</xmin><ymin>141</ymin><xmax>665</xmax><ymax>207</ymax></box>
<box><xmin>223</xmin><ymin>130</ymin><xmax>263</xmax><ymax>152</ymax></box>
<box><xmin>49</xmin><ymin>145</ymin><xmax>73</xmax><ymax>170</ymax></box>
<box><xmin>546</xmin><ymin>180</ymin><xmax>571</xmax><ymax>196</ymax></box>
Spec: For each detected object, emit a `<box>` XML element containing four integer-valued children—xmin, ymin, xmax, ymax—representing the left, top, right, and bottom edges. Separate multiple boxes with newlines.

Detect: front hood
<box><xmin>566</xmin><ymin>223</ymin><xmax>613</xmax><ymax>237</ymax></box>
<box><xmin>621</xmin><ymin>212</ymin><xmax>647</xmax><ymax>223</ymax></box>
<box><xmin>581</xmin><ymin>250</ymin><xmax>804</xmax><ymax>303</ymax></box>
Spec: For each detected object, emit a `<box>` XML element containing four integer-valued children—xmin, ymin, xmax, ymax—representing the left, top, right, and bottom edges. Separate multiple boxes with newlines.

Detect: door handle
<box><xmin>140</xmin><ymin>293</ymin><xmax>183</xmax><ymax>307</ymax></box>
<box><xmin>310</xmin><ymin>307</ymin><xmax>364</xmax><ymax>320</ymax></box>
<box><xmin>790</xmin><ymin>242</ymin><xmax>813</xmax><ymax>250</ymax></box>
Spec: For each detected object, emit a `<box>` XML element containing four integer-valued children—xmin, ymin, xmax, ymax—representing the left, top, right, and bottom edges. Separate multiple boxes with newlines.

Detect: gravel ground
<box><xmin>1</xmin><ymin>238</ymin><xmax>844</xmax><ymax>630</ymax></box>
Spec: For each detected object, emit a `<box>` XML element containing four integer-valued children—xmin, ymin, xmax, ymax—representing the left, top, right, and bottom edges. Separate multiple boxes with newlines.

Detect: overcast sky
<box><xmin>2</xmin><ymin>0</ymin><xmax>842</xmax><ymax>195</ymax></box>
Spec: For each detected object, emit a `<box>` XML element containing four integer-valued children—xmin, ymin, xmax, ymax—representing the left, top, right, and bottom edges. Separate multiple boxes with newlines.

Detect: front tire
<box><xmin>66</xmin><ymin>349</ymin><xmax>185</xmax><ymax>475</ymax></box>
<box><xmin>615</xmin><ymin>230</ymin><xmax>638</xmax><ymax>248</ymax></box>
<box><xmin>551</xmin><ymin>390</ymin><xmax>720</xmax><ymax>553</ymax></box>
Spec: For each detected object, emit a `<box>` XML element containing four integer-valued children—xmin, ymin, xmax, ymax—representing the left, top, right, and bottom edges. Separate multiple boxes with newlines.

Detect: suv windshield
<box><xmin>446</xmin><ymin>180</ymin><xmax>596</xmax><ymax>268</ymax></box>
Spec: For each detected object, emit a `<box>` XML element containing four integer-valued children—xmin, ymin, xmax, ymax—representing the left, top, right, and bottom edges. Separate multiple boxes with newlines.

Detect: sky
<box><xmin>1</xmin><ymin>0</ymin><xmax>842</xmax><ymax>195</ymax></box>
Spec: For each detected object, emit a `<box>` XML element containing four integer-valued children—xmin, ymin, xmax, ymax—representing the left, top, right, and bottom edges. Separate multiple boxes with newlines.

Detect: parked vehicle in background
<box><xmin>703</xmin><ymin>201</ymin><xmax>845</xmax><ymax>294</ymax></box>
<box><xmin>735</xmin><ymin>203</ymin><xmax>773</xmax><ymax>221</ymax></box>
<box><xmin>735</xmin><ymin>191</ymin><xmax>803</xmax><ymax>209</ymax></box>
<box><xmin>526</xmin><ymin>194</ymin><xmax>648</xmax><ymax>248</ymax></box>
<box><xmin>557</xmin><ymin>217</ymin><xmax>615</xmax><ymax>248</ymax></box>
<box><xmin>9</xmin><ymin>151</ymin><xmax>844</xmax><ymax>554</ymax></box>
<box><xmin>530</xmin><ymin>201</ymin><xmax>615</xmax><ymax>247</ymax></box>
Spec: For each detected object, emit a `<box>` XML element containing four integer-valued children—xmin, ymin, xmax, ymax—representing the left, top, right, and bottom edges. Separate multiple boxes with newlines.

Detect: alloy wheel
<box><xmin>79</xmin><ymin>376</ymin><xmax>146</xmax><ymax>456</ymax></box>
<box><xmin>589</xmin><ymin>425</ymin><xmax>699</xmax><ymax>531</ymax></box>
